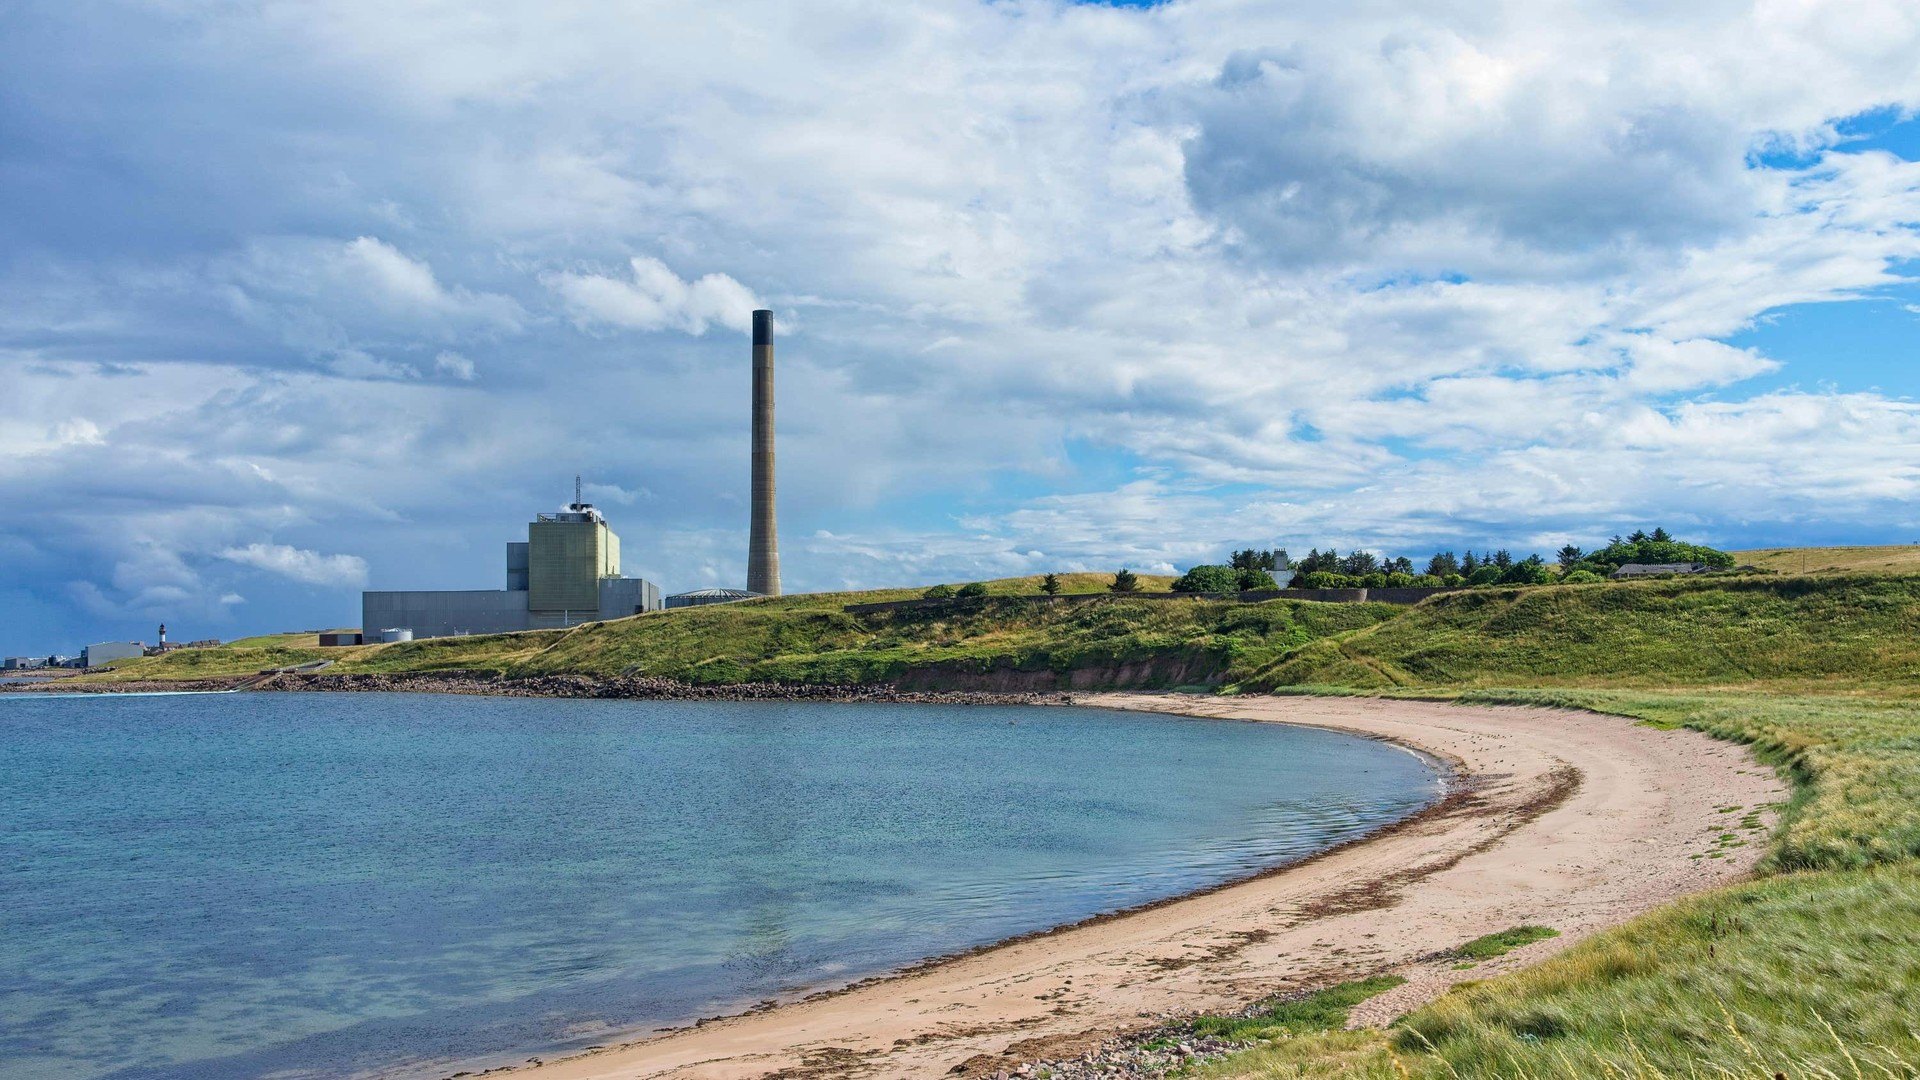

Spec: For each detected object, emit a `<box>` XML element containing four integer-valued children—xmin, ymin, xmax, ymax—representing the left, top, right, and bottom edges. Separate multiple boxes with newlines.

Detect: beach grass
<box><xmin>1452</xmin><ymin>926</ymin><xmax>1559</xmax><ymax>962</ymax></box>
<box><xmin>1242</xmin><ymin>574</ymin><xmax>1920</xmax><ymax>696</ymax></box>
<box><xmin>1190</xmin><ymin>976</ymin><xmax>1407</xmax><ymax>1042</ymax></box>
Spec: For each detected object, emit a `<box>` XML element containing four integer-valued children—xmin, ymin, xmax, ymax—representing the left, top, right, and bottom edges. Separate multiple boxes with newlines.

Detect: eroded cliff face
<box><xmin>890</xmin><ymin>651</ymin><xmax>1224</xmax><ymax>693</ymax></box>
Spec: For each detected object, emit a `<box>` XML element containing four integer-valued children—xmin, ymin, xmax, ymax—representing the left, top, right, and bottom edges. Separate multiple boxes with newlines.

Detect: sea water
<box><xmin>0</xmin><ymin>692</ymin><xmax>1441</xmax><ymax>1079</ymax></box>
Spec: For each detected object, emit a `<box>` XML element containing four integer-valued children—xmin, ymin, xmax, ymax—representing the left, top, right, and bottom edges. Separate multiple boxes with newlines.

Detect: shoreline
<box><xmin>436</xmin><ymin>692</ymin><xmax>1783</xmax><ymax>1080</ymax></box>
<box><xmin>0</xmin><ymin>670</ymin><xmax>1086</xmax><ymax>706</ymax></box>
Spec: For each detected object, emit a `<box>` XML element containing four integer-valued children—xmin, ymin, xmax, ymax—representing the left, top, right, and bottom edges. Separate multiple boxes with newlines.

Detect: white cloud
<box><xmin>434</xmin><ymin>350</ymin><xmax>477</xmax><ymax>380</ymax></box>
<box><xmin>549</xmin><ymin>257</ymin><xmax>761</xmax><ymax>336</ymax></box>
<box><xmin>4</xmin><ymin>0</ymin><xmax>1920</xmax><ymax>650</ymax></box>
<box><xmin>218</xmin><ymin>543</ymin><xmax>371</xmax><ymax>588</ymax></box>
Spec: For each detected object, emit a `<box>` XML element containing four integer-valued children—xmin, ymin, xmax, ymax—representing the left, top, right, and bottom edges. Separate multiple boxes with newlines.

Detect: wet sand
<box><xmin>475</xmin><ymin>693</ymin><xmax>1783</xmax><ymax>1080</ymax></box>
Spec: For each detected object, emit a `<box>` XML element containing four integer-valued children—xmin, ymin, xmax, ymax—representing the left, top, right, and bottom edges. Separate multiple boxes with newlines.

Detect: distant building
<box><xmin>318</xmin><ymin>632</ymin><xmax>363</xmax><ymax>647</ymax></box>
<box><xmin>363</xmin><ymin>491</ymin><xmax>662</xmax><ymax>639</ymax></box>
<box><xmin>82</xmin><ymin>641</ymin><xmax>145</xmax><ymax>668</ymax></box>
<box><xmin>1610</xmin><ymin>562</ymin><xmax>1715</xmax><ymax>579</ymax></box>
<box><xmin>665</xmin><ymin>588</ymin><xmax>761</xmax><ymax>609</ymax></box>
<box><xmin>3</xmin><ymin>656</ymin><xmax>47</xmax><ymax>671</ymax></box>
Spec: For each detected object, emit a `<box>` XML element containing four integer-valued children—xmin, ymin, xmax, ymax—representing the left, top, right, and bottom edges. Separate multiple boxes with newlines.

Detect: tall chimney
<box><xmin>747</xmin><ymin>309</ymin><xmax>781</xmax><ymax>596</ymax></box>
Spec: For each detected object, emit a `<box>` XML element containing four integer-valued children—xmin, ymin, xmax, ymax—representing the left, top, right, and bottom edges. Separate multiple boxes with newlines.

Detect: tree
<box><xmin>1236</xmin><ymin>568</ymin><xmax>1279</xmax><ymax>591</ymax></box>
<box><xmin>1556</xmin><ymin>544</ymin><xmax>1585</xmax><ymax>571</ymax></box>
<box><xmin>1651</xmin><ymin>526</ymin><xmax>1673</xmax><ymax>543</ymax></box>
<box><xmin>1109</xmin><ymin>568</ymin><xmax>1140</xmax><ymax>593</ymax></box>
<box><xmin>1386</xmin><ymin>556</ymin><xmax>1415</xmax><ymax>576</ymax></box>
<box><xmin>1492</xmin><ymin>549</ymin><xmax>1515</xmax><ymax>570</ymax></box>
<box><xmin>955</xmin><ymin>582</ymin><xmax>989</xmax><ymax>599</ymax></box>
<box><xmin>1460</xmin><ymin>551</ymin><xmax>1480</xmax><ymax>575</ymax></box>
<box><xmin>1501</xmin><ymin>555</ymin><xmax>1552</xmax><ymax>585</ymax></box>
<box><xmin>1172</xmin><ymin>565</ymin><xmax>1241</xmax><ymax>593</ymax></box>
<box><xmin>1229</xmin><ymin>548</ymin><xmax>1292</xmax><ymax>572</ymax></box>
<box><xmin>1340</xmin><ymin>550</ymin><xmax>1379</xmax><ymax>576</ymax></box>
<box><xmin>922</xmin><ymin>584</ymin><xmax>955</xmax><ymax>600</ymax></box>
<box><xmin>1040</xmin><ymin>573</ymin><xmax>1062</xmax><ymax>596</ymax></box>
<box><xmin>1426</xmin><ymin>551</ymin><xmax>1460</xmax><ymax>578</ymax></box>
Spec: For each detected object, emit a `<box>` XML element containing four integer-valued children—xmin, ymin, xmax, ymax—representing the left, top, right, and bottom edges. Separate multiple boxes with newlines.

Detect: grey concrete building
<box><xmin>82</xmin><ymin>641</ymin><xmax>144</xmax><ymax>668</ymax></box>
<box><xmin>362</xmin><ymin>497</ymin><xmax>662</xmax><ymax>639</ymax></box>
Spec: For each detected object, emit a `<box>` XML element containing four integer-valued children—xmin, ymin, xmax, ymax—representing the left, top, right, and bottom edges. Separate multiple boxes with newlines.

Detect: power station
<box><xmin>358</xmin><ymin>311</ymin><xmax>782</xmax><ymax>639</ymax></box>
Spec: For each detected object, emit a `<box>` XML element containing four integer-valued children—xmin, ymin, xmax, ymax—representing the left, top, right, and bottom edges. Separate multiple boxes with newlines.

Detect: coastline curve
<box><xmin>478</xmin><ymin>693</ymin><xmax>1784</xmax><ymax>1080</ymax></box>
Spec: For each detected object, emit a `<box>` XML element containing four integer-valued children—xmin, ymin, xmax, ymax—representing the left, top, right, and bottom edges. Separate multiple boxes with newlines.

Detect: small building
<box><xmin>318</xmin><ymin>632</ymin><xmax>364</xmax><ymax>647</ymax></box>
<box><xmin>378</xmin><ymin>628</ymin><xmax>414</xmax><ymax>643</ymax></box>
<box><xmin>666</xmin><ymin>588</ymin><xmax>762</xmax><ymax>609</ymax></box>
<box><xmin>82</xmin><ymin>641</ymin><xmax>145</xmax><ymax>668</ymax></box>
<box><xmin>3</xmin><ymin>656</ymin><xmax>47</xmax><ymax>671</ymax></box>
<box><xmin>1611</xmin><ymin>562</ymin><xmax>1714</xmax><ymax>579</ymax></box>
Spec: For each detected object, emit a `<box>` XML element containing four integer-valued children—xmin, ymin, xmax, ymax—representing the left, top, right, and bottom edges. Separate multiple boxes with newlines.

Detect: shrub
<box><xmin>1109</xmin><ymin>569</ymin><xmax>1140</xmax><ymax>593</ymax></box>
<box><xmin>1172</xmin><ymin>565</ymin><xmax>1242</xmax><ymax>593</ymax></box>
<box><xmin>1237</xmin><ymin>568</ymin><xmax>1280</xmax><ymax>591</ymax></box>
<box><xmin>954</xmin><ymin>582</ymin><xmax>988</xmax><ymax>599</ymax></box>
<box><xmin>1562</xmin><ymin>569</ymin><xmax>1603</xmax><ymax>584</ymax></box>
<box><xmin>922</xmin><ymin>584</ymin><xmax>956</xmax><ymax>600</ymax></box>
<box><xmin>1467</xmin><ymin>566</ymin><xmax>1505</xmax><ymax>586</ymax></box>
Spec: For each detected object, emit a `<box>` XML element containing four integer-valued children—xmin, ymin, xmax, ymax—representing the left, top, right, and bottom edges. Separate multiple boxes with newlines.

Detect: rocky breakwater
<box><xmin>258</xmin><ymin>669</ymin><xmax>1080</xmax><ymax>705</ymax></box>
<box><xmin>0</xmin><ymin>678</ymin><xmax>242</xmax><ymax>694</ymax></box>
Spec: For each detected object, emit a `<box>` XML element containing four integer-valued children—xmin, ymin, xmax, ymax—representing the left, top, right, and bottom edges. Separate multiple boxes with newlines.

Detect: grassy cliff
<box><xmin>100</xmin><ymin>570</ymin><xmax>1920</xmax><ymax>696</ymax></box>
<box><xmin>1246</xmin><ymin>574</ymin><xmax>1920</xmax><ymax>695</ymax></box>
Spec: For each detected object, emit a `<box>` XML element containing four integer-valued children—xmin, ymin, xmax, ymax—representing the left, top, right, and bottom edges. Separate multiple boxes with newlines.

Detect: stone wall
<box><xmin>842</xmin><ymin>586</ymin><xmax>1455</xmax><ymax>616</ymax></box>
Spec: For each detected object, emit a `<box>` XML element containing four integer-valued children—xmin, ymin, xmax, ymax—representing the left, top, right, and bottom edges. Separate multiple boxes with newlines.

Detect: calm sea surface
<box><xmin>0</xmin><ymin>692</ymin><xmax>1441</xmax><ymax>1080</ymax></box>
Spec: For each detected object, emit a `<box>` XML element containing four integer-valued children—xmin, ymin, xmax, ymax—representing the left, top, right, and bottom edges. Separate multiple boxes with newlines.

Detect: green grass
<box><xmin>111</xmin><ymin>580</ymin><xmax>1395</xmax><ymax>689</ymax></box>
<box><xmin>1243</xmin><ymin>575</ymin><xmax>1920</xmax><ymax>695</ymax></box>
<box><xmin>1191</xmin><ymin>976</ymin><xmax>1407</xmax><ymax>1042</ymax></box>
<box><xmin>1453</xmin><ymin>926</ymin><xmax>1559</xmax><ymax>962</ymax></box>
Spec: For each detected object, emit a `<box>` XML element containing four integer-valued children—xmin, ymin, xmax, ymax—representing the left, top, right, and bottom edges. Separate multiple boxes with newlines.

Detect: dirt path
<box><xmin>477</xmin><ymin>694</ymin><xmax>1784</xmax><ymax>1080</ymax></box>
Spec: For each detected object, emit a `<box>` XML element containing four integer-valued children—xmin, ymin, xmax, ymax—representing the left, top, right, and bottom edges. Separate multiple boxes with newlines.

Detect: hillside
<box><xmin>1248</xmin><ymin>574</ymin><xmax>1920</xmax><ymax>694</ymax></box>
<box><xmin>1735</xmin><ymin>543</ymin><xmax>1920</xmax><ymax>576</ymax></box>
<box><xmin>97</xmin><ymin>570</ymin><xmax>1920</xmax><ymax>696</ymax></box>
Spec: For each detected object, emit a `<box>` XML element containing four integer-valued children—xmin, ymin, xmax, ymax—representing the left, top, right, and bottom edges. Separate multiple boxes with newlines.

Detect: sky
<box><xmin>3</xmin><ymin>0</ymin><xmax>1920</xmax><ymax>654</ymax></box>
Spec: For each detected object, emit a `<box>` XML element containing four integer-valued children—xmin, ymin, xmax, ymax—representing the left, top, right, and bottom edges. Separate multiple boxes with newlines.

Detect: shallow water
<box><xmin>0</xmin><ymin>692</ymin><xmax>1441</xmax><ymax>1079</ymax></box>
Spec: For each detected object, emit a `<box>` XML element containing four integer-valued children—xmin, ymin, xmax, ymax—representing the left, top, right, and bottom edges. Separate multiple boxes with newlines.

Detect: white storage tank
<box><xmin>378</xmin><ymin>627</ymin><xmax>414</xmax><ymax>643</ymax></box>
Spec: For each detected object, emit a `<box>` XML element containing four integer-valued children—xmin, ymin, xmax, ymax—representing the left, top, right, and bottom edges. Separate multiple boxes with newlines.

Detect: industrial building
<box><xmin>82</xmin><ymin>641</ymin><xmax>144</xmax><ymax>668</ymax></box>
<box><xmin>362</xmin><ymin>491</ymin><xmax>662</xmax><ymax>639</ymax></box>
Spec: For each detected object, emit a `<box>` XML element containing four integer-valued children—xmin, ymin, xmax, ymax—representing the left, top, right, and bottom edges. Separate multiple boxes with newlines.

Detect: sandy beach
<box><xmin>468</xmin><ymin>693</ymin><xmax>1784</xmax><ymax>1080</ymax></box>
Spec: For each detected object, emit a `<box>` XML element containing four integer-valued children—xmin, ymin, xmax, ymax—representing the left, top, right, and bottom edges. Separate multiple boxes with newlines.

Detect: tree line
<box><xmin>1171</xmin><ymin>528</ymin><xmax>1733</xmax><ymax>592</ymax></box>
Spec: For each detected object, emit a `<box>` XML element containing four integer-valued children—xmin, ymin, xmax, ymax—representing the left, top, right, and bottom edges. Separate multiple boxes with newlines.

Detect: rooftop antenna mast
<box><xmin>574</xmin><ymin>474</ymin><xmax>583</xmax><ymax>508</ymax></box>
